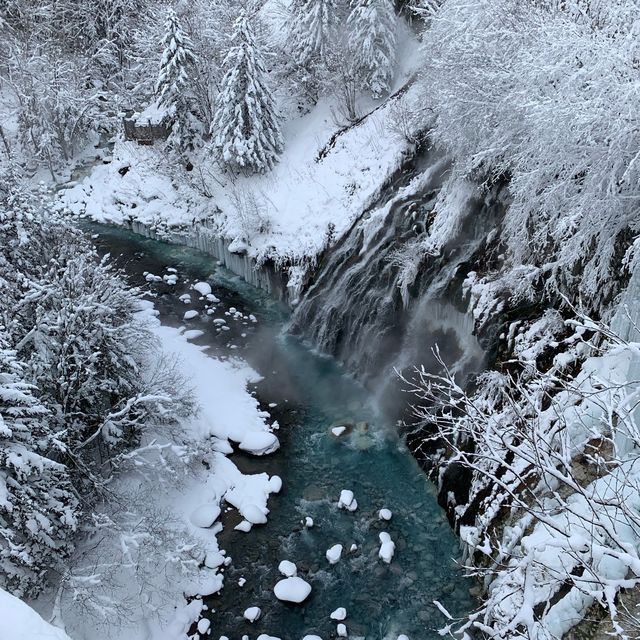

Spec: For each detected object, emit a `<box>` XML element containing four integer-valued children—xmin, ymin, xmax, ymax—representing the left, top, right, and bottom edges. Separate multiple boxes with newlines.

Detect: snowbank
<box><xmin>53</xmin><ymin>302</ymin><xmax>282</xmax><ymax>640</ymax></box>
<box><xmin>0</xmin><ymin>588</ymin><xmax>72</xmax><ymax>640</ymax></box>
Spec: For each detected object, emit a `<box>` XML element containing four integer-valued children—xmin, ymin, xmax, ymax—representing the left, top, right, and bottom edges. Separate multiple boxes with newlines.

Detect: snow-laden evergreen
<box><xmin>347</xmin><ymin>0</ymin><xmax>397</xmax><ymax>98</ymax></box>
<box><xmin>287</xmin><ymin>0</ymin><xmax>340</xmax><ymax>65</ymax></box>
<box><xmin>211</xmin><ymin>12</ymin><xmax>283</xmax><ymax>173</ymax></box>
<box><xmin>156</xmin><ymin>9</ymin><xmax>196</xmax><ymax>110</ymax></box>
<box><xmin>155</xmin><ymin>8</ymin><xmax>197</xmax><ymax>151</ymax></box>
<box><xmin>0</xmin><ymin>332</ymin><xmax>77</xmax><ymax>597</ymax></box>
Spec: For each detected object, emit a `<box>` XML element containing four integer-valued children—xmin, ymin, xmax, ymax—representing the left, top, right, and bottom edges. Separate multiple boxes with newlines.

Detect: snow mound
<box><xmin>189</xmin><ymin>503</ymin><xmax>221</xmax><ymax>528</ymax></box>
<box><xmin>330</xmin><ymin>607</ymin><xmax>347</xmax><ymax>620</ymax></box>
<box><xmin>238</xmin><ymin>431</ymin><xmax>280</xmax><ymax>455</ymax></box>
<box><xmin>378</xmin><ymin>532</ymin><xmax>396</xmax><ymax>564</ymax></box>
<box><xmin>193</xmin><ymin>282</ymin><xmax>212</xmax><ymax>296</ymax></box>
<box><xmin>326</xmin><ymin>544</ymin><xmax>343</xmax><ymax>565</ymax></box>
<box><xmin>338</xmin><ymin>489</ymin><xmax>358</xmax><ymax>511</ymax></box>
<box><xmin>269</xmin><ymin>475</ymin><xmax>283</xmax><ymax>493</ymax></box>
<box><xmin>379</xmin><ymin>508</ymin><xmax>393</xmax><ymax>521</ymax></box>
<box><xmin>197</xmin><ymin>618</ymin><xmax>210</xmax><ymax>633</ymax></box>
<box><xmin>184</xmin><ymin>329</ymin><xmax>204</xmax><ymax>340</ymax></box>
<box><xmin>243</xmin><ymin>606</ymin><xmax>262</xmax><ymax>622</ymax></box>
<box><xmin>184</xmin><ymin>310</ymin><xmax>199</xmax><ymax>320</ymax></box>
<box><xmin>278</xmin><ymin>560</ymin><xmax>297</xmax><ymax>577</ymax></box>
<box><xmin>302</xmin><ymin>636</ymin><xmax>323</xmax><ymax>640</ymax></box>
<box><xmin>273</xmin><ymin>577</ymin><xmax>312</xmax><ymax>603</ymax></box>
<box><xmin>235</xmin><ymin>520</ymin><xmax>252</xmax><ymax>532</ymax></box>
<box><xmin>337</xmin><ymin>623</ymin><xmax>348</xmax><ymax>637</ymax></box>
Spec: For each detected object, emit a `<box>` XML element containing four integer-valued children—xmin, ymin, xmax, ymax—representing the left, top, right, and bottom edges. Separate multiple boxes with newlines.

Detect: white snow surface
<box><xmin>378</xmin><ymin>532</ymin><xmax>396</xmax><ymax>564</ymax></box>
<box><xmin>0</xmin><ymin>588</ymin><xmax>72</xmax><ymax>640</ymax></box>
<box><xmin>278</xmin><ymin>560</ymin><xmax>297</xmax><ymax>577</ymax></box>
<box><xmin>243</xmin><ymin>606</ymin><xmax>262</xmax><ymax>622</ymax></box>
<box><xmin>338</xmin><ymin>489</ymin><xmax>358</xmax><ymax>511</ymax></box>
<box><xmin>273</xmin><ymin>577</ymin><xmax>312</xmax><ymax>603</ymax></box>
<box><xmin>326</xmin><ymin>544</ymin><xmax>343</xmax><ymax>565</ymax></box>
<box><xmin>330</xmin><ymin>607</ymin><xmax>347</xmax><ymax>621</ymax></box>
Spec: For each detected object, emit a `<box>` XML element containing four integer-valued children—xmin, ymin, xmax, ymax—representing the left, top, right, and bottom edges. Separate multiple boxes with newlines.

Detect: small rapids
<box><xmin>87</xmin><ymin>223</ymin><xmax>474</xmax><ymax>640</ymax></box>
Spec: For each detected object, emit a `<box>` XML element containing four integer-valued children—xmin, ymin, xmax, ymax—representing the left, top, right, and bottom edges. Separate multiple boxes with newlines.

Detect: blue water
<box><xmin>87</xmin><ymin>223</ymin><xmax>473</xmax><ymax>640</ymax></box>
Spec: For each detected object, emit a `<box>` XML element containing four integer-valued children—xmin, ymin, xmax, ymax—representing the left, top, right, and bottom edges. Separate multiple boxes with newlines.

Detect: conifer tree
<box><xmin>0</xmin><ymin>332</ymin><xmax>77</xmax><ymax>596</ymax></box>
<box><xmin>155</xmin><ymin>8</ymin><xmax>197</xmax><ymax>151</ymax></box>
<box><xmin>211</xmin><ymin>12</ymin><xmax>283</xmax><ymax>173</ymax></box>
<box><xmin>287</xmin><ymin>0</ymin><xmax>340</xmax><ymax>65</ymax></box>
<box><xmin>347</xmin><ymin>0</ymin><xmax>397</xmax><ymax>98</ymax></box>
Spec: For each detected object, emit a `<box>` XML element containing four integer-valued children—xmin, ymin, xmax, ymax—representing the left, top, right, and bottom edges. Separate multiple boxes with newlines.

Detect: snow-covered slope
<box><xmin>0</xmin><ymin>588</ymin><xmax>72</xmax><ymax>640</ymax></box>
<box><xmin>59</xmin><ymin>21</ymin><xmax>421</xmax><ymax>271</ymax></box>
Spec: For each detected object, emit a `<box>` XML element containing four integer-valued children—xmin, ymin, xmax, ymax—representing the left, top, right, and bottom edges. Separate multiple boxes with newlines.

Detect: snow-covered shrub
<box><xmin>406</xmin><ymin>310</ymin><xmax>640</xmax><ymax>637</ymax></box>
<box><xmin>420</xmin><ymin>0</ymin><xmax>640</xmax><ymax>309</ymax></box>
<box><xmin>0</xmin><ymin>332</ymin><xmax>78</xmax><ymax>597</ymax></box>
<box><xmin>0</xmin><ymin>189</ymin><xmax>194</xmax><ymax>596</ymax></box>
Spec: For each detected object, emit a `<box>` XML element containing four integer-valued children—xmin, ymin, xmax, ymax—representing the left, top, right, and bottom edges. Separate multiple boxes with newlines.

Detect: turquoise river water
<box><xmin>88</xmin><ymin>223</ymin><xmax>474</xmax><ymax>640</ymax></box>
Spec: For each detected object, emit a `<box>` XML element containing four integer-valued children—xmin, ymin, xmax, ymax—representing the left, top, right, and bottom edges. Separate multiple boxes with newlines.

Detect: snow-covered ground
<box><xmin>35</xmin><ymin>301</ymin><xmax>282</xmax><ymax>640</ymax></box>
<box><xmin>58</xmin><ymin>21</ymin><xmax>421</xmax><ymax>273</ymax></box>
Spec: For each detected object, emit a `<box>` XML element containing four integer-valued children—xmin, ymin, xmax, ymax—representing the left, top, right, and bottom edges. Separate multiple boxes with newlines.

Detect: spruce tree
<box><xmin>212</xmin><ymin>12</ymin><xmax>283</xmax><ymax>173</ymax></box>
<box><xmin>155</xmin><ymin>8</ymin><xmax>197</xmax><ymax>150</ymax></box>
<box><xmin>287</xmin><ymin>0</ymin><xmax>340</xmax><ymax>65</ymax></box>
<box><xmin>0</xmin><ymin>332</ymin><xmax>77</xmax><ymax>596</ymax></box>
<box><xmin>347</xmin><ymin>0</ymin><xmax>397</xmax><ymax>98</ymax></box>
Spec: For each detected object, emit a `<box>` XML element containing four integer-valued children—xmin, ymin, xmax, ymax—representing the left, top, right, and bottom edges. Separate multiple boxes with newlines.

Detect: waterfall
<box><xmin>290</xmin><ymin>148</ymin><xmax>505</xmax><ymax>409</ymax></box>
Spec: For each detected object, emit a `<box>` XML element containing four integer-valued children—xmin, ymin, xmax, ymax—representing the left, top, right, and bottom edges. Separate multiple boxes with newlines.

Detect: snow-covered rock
<box><xmin>184</xmin><ymin>329</ymin><xmax>204</xmax><ymax>340</ymax></box>
<box><xmin>330</xmin><ymin>607</ymin><xmax>347</xmax><ymax>621</ymax></box>
<box><xmin>204</xmin><ymin>550</ymin><xmax>225</xmax><ymax>569</ymax></box>
<box><xmin>189</xmin><ymin>504</ymin><xmax>221</xmax><ymax>528</ymax></box>
<box><xmin>379</xmin><ymin>508</ymin><xmax>393</xmax><ymax>521</ymax></box>
<box><xmin>337</xmin><ymin>623</ymin><xmax>348</xmax><ymax>637</ymax></box>
<box><xmin>338</xmin><ymin>489</ymin><xmax>358</xmax><ymax>511</ymax></box>
<box><xmin>235</xmin><ymin>520</ymin><xmax>253</xmax><ymax>532</ymax></box>
<box><xmin>326</xmin><ymin>544</ymin><xmax>343</xmax><ymax>564</ymax></box>
<box><xmin>378</xmin><ymin>532</ymin><xmax>396</xmax><ymax>563</ymax></box>
<box><xmin>273</xmin><ymin>577</ymin><xmax>312</xmax><ymax>603</ymax></box>
<box><xmin>302</xmin><ymin>636</ymin><xmax>323</xmax><ymax>640</ymax></box>
<box><xmin>257</xmin><ymin>636</ymin><xmax>281</xmax><ymax>640</ymax></box>
<box><xmin>331</xmin><ymin>426</ymin><xmax>346</xmax><ymax>437</ymax></box>
<box><xmin>238</xmin><ymin>431</ymin><xmax>280</xmax><ymax>455</ymax></box>
<box><xmin>269</xmin><ymin>475</ymin><xmax>283</xmax><ymax>493</ymax></box>
<box><xmin>243</xmin><ymin>606</ymin><xmax>262</xmax><ymax>622</ymax></box>
<box><xmin>194</xmin><ymin>282</ymin><xmax>212</xmax><ymax>296</ymax></box>
<box><xmin>197</xmin><ymin>618</ymin><xmax>211</xmax><ymax>634</ymax></box>
<box><xmin>184</xmin><ymin>310</ymin><xmax>199</xmax><ymax>320</ymax></box>
<box><xmin>278</xmin><ymin>560</ymin><xmax>297</xmax><ymax>577</ymax></box>
<box><xmin>243</xmin><ymin>504</ymin><xmax>269</xmax><ymax>525</ymax></box>
<box><xmin>397</xmin><ymin>635</ymin><xmax>409</xmax><ymax>640</ymax></box>
<box><xmin>305</xmin><ymin>516</ymin><xmax>314</xmax><ymax>528</ymax></box>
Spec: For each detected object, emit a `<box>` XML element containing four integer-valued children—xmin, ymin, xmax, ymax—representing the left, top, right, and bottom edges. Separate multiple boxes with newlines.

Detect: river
<box><xmin>87</xmin><ymin>222</ymin><xmax>473</xmax><ymax>640</ymax></box>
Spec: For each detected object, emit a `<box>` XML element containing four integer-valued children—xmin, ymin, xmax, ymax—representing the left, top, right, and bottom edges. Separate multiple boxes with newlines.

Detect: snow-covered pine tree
<box><xmin>347</xmin><ymin>0</ymin><xmax>397</xmax><ymax>98</ymax></box>
<box><xmin>212</xmin><ymin>12</ymin><xmax>283</xmax><ymax>173</ymax></box>
<box><xmin>287</xmin><ymin>0</ymin><xmax>340</xmax><ymax>65</ymax></box>
<box><xmin>0</xmin><ymin>331</ymin><xmax>77</xmax><ymax>597</ymax></box>
<box><xmin>155</xmin><ymin>8</ymin><xmax>197</xmax><ymax>151</ymax></box>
